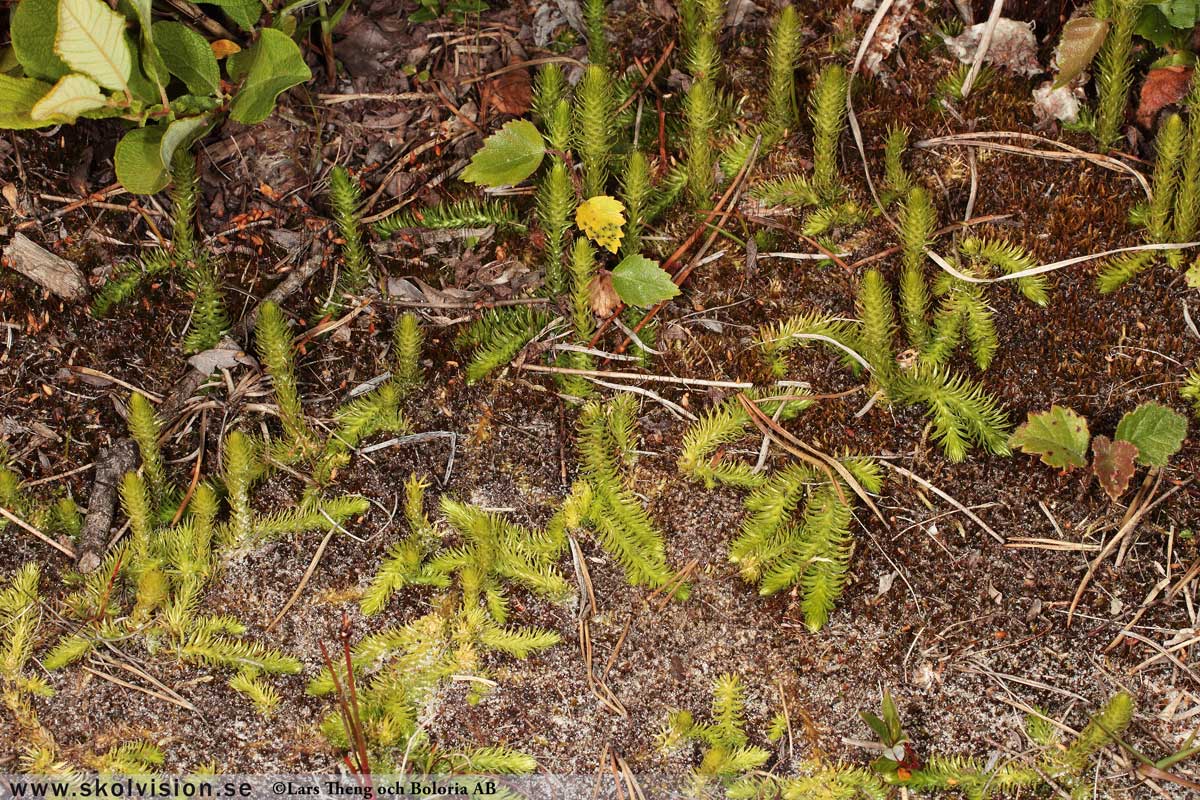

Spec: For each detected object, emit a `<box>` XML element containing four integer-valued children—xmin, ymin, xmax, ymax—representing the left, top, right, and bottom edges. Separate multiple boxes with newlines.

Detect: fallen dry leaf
<box><xmin>1033</xmin><ymin>80</ymin><xmax>1084</xmax><ymax>124</ymax></box>
<box><xmin>861</xmin><ymin>0</ymin><xmax>915</xmax><ymax>76</ymax></box>
<box><xmin>480</xmin><ymin>66</ymin><xmax>532</xmax><ymax>117</ymax></box>
<box><xmin>945</xmin><ymin>18</ymin><xmax>1041</xmax><ymax>77</ymax></box>
<box><xmin>210</xmin><ymin>39</ymin><xmax>241</xmax><ymax>59</ymax></box>
<box><xmin>1092</xmin><ymin>435</ymin><xmax>1138</xmax><ymax>502</ymax></box>
<box><xmin>588</xmin><ymin>270</ymin><xmax>620</xmax><ymax>318</ymax></box>
<box><xmin>1137</xmin><ymin>66</ymin><xmax>1192</xmax><ymax>128</ymax></box>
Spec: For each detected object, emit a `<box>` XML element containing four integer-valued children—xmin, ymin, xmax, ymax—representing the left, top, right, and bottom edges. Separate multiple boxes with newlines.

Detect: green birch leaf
<box><xmin>610</xmin><ymin>254</ymin><xmax>680</xmax><ymax>308</ymax></box>
<box><xmin>153</xmin><ymin>21</ymin><xmax>220</xmax><ymax>96</ymax></box>
<box><xmin>30</xmin><ymin>73</ymin><xmax>106</xmax><ymax>122</ymax></box>
<box><xmin>1009</xmin><ymin>405</ymin><xmax>1090</xmax><ymax>469</ymax></box>
<box><xmin>460</xmin><ymin>119</ymin><xmax>546</xmax><ymax>187</ymax></box>
<box><xmin>1115</xmin><ymin>401</ymin><xmax>1188</xmax><ymax>466</ymax></box>
<box><xmin>115</xmin><ymin>125</ymin><xmax>169</xmax><ymax>194</ymax></box>
<box><xmin>11</xmin><ymin>0</ymin><xmax>71</xmax><ymax>82</ymax></box>
<box><xmin>228</xmin><ymin>28</ymin><xmax>311</xmax><ymax>125</ymax></box>
<box><xmin>55</xmin><ymin>0</ymin><xmax>133</xmax><ymax>92</ymax></box>
<box><xmin>0</xmin><ymin>74</ymin><xmax>56</xmax><ymax>129</ymax></box>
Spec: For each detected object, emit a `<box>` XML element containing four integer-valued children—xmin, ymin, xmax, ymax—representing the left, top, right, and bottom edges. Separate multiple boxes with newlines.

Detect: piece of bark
<box><xmin>4</xmin><ymin>233</ymin><xmax>89</xmax><ymax>301</ymax></box>
<box><xmin>76</xmin><ymin>439</ymin><xmax>137</xmax><ymax>573</ymax></box>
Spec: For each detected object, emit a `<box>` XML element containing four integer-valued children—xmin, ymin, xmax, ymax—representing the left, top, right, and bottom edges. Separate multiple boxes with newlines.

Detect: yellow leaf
<box><xmin>210</xmin><ymin>39</ymin><xmax>242</xmax><ymax>60</ymax></box>
<box><xmin>575</xmin><ymin>195</ymin><xmax>626</xmax><ymax>253</ymax></box>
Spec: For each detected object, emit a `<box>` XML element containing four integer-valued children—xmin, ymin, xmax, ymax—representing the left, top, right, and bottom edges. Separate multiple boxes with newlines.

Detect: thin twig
<box><xmin>961</xmin><ymin>0</ymin><xmax>1004</xmax><ymax>98</ymax></box>
<box><xmin>880</xmin><ymin>461</ymin><xmax>1002</xmax><ymax>543</ymax></box>
<box><xmin>267</xmin><ymin>528</ymin><xmax>336</xmax><ymax>632</ymax></box>
<box><xmin>1068</xmin><ymin>475</ymin><xmax>1191</xmax><ymax>623</ymax></box>
<box><xmin>0</xmin><ymin>506</ymin><xmax>76</xmax><ymax>559</ymax></box>
<box><xmin>519</xmin><ymin>363</ymin><xmax>755</xmax><ymax>389</ymax></box>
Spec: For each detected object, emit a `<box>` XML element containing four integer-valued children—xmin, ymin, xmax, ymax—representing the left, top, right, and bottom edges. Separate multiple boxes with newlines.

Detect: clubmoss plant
<box><xmin>255</xmin><ymin>301</ymin><xmax>319</xmax><ymax>459</ymax></box>
<box><xmin>1093</xmin><ymin>0</ymin><xmax>1141</xmax><ymax>148</ymax></box>
<box><xmin>1182</xmin><ymin>366</ymin><xmax>1200</xmax><ymax>416</ymax></box>
<box><xmin>1098</xmin><ymin>111</ymin><xmax>1187</xmax><ymax>291</ymax></box>
<box><xmin>684</xmin><ymin>0</ymin><xmax>724</xmax><ymax>205</ymax></box>
<box><xmin>359</xmin><ymin>474</ymin><xmax>447</xmax><ymax>615</ymax></box>
<box><xmin>550</xmin><ymin>395</ymin><xmax>680</xmax><ymax>591</ymax></box>
<box><xmin>93</xmin><ymin>153</ymin><xmax>230</xmax><ymax>354</ymax></box>
<box><xmin>722</xmin><ymin>4</ymin><xmax>802</xmax><ymax>176</ymax></box>
<box><xmin>750</xmin><ymin>174</ymin><xmax>823</xmax><ymax>208</ymax></box>
<box><xmin>583</xmin><ymin>0</ymin><xmax>608</xmax><ymax>66</ymax></box>
<box><xmin>678</xmin><ymin>0</ymin><xmax>701</xmax><ymax>59</ymax></box>
<box><xmin>169</xmin><ymin>152</ymin><xmax>199</xmax><ymax>262</ymax></box>
<box><xmin>730</xmin><ymin>764</ymin><xmax>887</xmax><ymax>800</ymax></box>
<box><xmin>679</xmin><ymin>392</ymin><xmax>880</xmax><ymax>630</ymax></box>
<box><xmin>810</xmin><ymin>64</ymin><xmax>849</xmax><ymax>201</ymax></box>
<box><xmin>532</xmin><ymin>63</ymin><xmax>566</xmax><ymax>124</ymax></box>
<box><xmin>46</xmin><ymin>416</ymin><xmax>366</xmax><ymax>697</ymax></box>
<box><xmin>882</xmin><ymin>124</ymin><xmax>913</xmax><ymax>202</ymax></box>
<box><xmin>934</xmin><ymin>63</ymin><xmax>994</xmax><ymax>106</ymax></box>
<box><xmin>759</xmin><ymin>269</ymin><xmax>1011</xmax><ymax>462</ymax></box>
<box><xmin>315</xmin><ymin>383</ymin><xmax>411</xmax><ymax>485</ymax></box>
<box><xmin>856</xmin><ymin>268</ymin><xmax>897</xmax><ymax>381</ymax></box>
<box><xmin>182</xmin><ymin>258</ymin><xmax>231</xmax><ymax>355</ymax></box>
<box><xmin>358</xmin><ymin>479</ymin><xmax>568</xmax><ymax>635</ymax></box>
<box><xmin>374</xmin><ymin>198</ymin><xmax>524</xmax><ymax>237</ymax></box>
<box><xmin>765</xmin><ymin>5</ymin><xmax>802</xmax><ymax>133</ymax></box>
<box><xmin>323</xmin><ymin>166</ymin><xmax>372</xmax><ymax>315</ymax></box>
<box><xmin>864</xmin><ymin>691</ymin><xmax>1134</xmax><ymax>800</ymax></box>
<box><xmin>313</xmin><ymin>311</ymin><xmax>423</xmax><ymax>485</ymax></box>
<box><xmin>645</xmin><ymin>164</ymin><xmax>690</xmax><ymax>222</ymax></box>
<box><xmin>895</xmin><ymin>187</ymin><xmax>1047</xmax><ymax>369</ymax></box>
<box><xmin>537</xmin><ymin>148</ymin><xmax>575</xmax><ymax>294</ymax></box>
<box><xmin>898</xmin><ymin>186</ymin><xmax>935</xmax><ymax>352</ymax></box>
<box><xmin>577</xmin><ymin>64</ymin><xmax>617</xmax><ymax>199</ymax></box>
<box><xmin>91</xmin><ymin>250</ymin><xmax>174</xmax><ymax>318</ymax></box>
<box><xmin>324</xmin><ymin>486</ymin><xmax>565</xmax><ymax>771</ymax></box>
<box><xmin>309</xmin><ymin>610</ymin><xmax>540</xmax><ymax>775</ymax></box>
<box><xmin>126</xmin><ymin>392</ymin><xmax>169</xmax><ymax>511</ymax></box>
<box><xmin>228</xmin><ymin>669</ymin><xmax>282</xmax><ymax>717</ymax></box>
<box><xmin>458</xmin><ymin>307</ymin><xmax>553</xmax><ymax>384</ymax></box>
<box><xmin>802</xmin><ymin>201</ymin><xmax>867</xmax><ymax>237</ymax></box>
<box><xmin>620</xmin><ymin>151</ymin><xmax>653</xmax><ymax>258</ymax></box>
<box><xmin>50</xmin><ymin>475</ymin><xmax>300</xmax><ymax>677</ymax></box>
<box><xmin>1173</xmin><ymin>81</ymin><xmax>1200</xmax><ymax>261</ymax></box>
<box><xmin>0</xmin><ymin>564</ymin><xmax>55</xmax><ymax>753</ymax></box>
<box><xmin>88</xmin><ymin>741</ymin><xmax>164</xmax><ymax>776</ymax></box>
<box><xmin>393</xmin><ymin>312</ymin><xmax>425</xmax><ymax>389</ymax></box>
<box><xmin>679</xmin><ymin>392</ymin><xmax>811</xmax><ymax>489</ymax></box>
<box><xmin>737</xmin><ymin>460</ymin><xmax>881</xmax><ymax>630</ymax></box>
<box><xmin>659</xmin><ymin>674</ymin><xmax>771</xmax><ymax>797</ymax></box>
<box><xmin>560</xmin><ymin>238</ymin><xmax>598</xmax><ymax>398</ymax></box>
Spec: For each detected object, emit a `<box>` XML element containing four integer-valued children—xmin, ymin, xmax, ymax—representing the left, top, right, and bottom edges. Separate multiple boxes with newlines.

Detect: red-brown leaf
<box><xmin>588</xmin><ymin>270</ymin><xmax>620</xmax><ymax>318</ymax></box>
<box><xmin>1137</xmin><ymin>66</ymin><xmax>1193</xmax><ymax>128</ymax></box>
<box><xmin>480</xmin><ymin>67</ymin><xmax>532</xmax><ymax>117</ymax></box>
<box><xmin>1092</xmin><ymin>435</ymin><xmax>1138</xmax><ymax>502</ymax></box>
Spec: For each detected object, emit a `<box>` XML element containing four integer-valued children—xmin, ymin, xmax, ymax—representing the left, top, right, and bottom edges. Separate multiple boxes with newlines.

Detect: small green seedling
<box><xmin>1010</xmin><ymin>401</ymin><xmax>1188</xmax><ymax>500</ymax></box>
